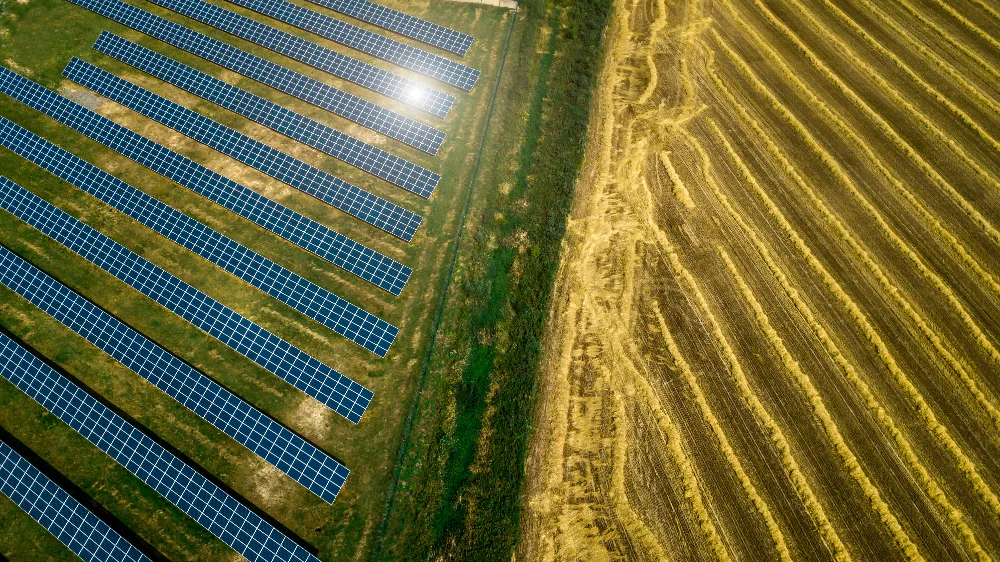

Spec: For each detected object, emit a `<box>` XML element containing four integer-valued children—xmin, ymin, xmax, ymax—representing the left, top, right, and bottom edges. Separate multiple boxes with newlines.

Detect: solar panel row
<box><xmin>222</xmin><ymin>0</ymin><xmax>480</xmax><ymax>90</ymax></box>
<box><xmin>65</xmin><ymin>59</ymin><xmax>424</xmax><ymax>239</ymax></box>
<box><xmin>0</xmin><ymin>177</ymin><xmax>383</xmax><ymax>414</ymax></box>
<box><xmin>0</xmin><ymin>122</ymin><xmax>407</xmax><ymax>361</ymax></box>
<box><xmin>0</xmin><ymin>132</ymin><xmax>401</xmax><ymax>364</ymax></box>
<box><xmin>65</xmin><ymin>0</ymin><xmax>447</xmax><ymax>154</ymax></box>
<box><xmin>146</xmin><ymin>0</ymin><xmax>455</xmax><ymax>117</ymax></box>
<box><xmin>0</xmin><ymin>245</ymin><xmax>348</xmax><ymax>504</ymax></box>
<box><xmin>94</xmin><ymin>32</ymin><xmax>440</xmax><ymax>197</ymax></box>
<box><xmin>0</xmin><ymin>68</ymin><xmax>421</xmax><ymax>280</ymax></box>
<box><xmin>302</xmin><ymin>0</ymin><xmax>473</xmax><ymax>56</ymax></box>
<box><xmin>0</xmin><ymin>439</ymin><xmax>151</xmax><ymax>562</ymax></box>
<box><xmin>0</xmin><ymin>331</ymin><xmax>321</xmax><ymax>562</ymax></box>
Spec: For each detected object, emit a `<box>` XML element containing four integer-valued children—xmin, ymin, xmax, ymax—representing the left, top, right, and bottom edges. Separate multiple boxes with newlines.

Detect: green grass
<box><xmin>373</xmin><ymin>0</ymin><xmax>613</xmax><ymax>559</ymax></box>
<box><xmin>0</xmin><ymin>0</ymin><xmax>517</xmax><ymax>559</ymax></box>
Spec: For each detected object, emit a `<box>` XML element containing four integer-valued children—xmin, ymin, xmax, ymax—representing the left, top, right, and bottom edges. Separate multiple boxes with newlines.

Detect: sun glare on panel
<box><xmin>406</xmin><ymin>84</ymin><xmax>429</xmax><ymax>105</ymax></box>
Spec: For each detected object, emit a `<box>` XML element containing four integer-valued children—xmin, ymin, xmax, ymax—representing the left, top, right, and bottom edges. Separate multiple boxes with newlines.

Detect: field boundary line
<box><xmin>369</xmin><ymin>5</ymin><xmax>519</xmax><ymax>560</ymax></box>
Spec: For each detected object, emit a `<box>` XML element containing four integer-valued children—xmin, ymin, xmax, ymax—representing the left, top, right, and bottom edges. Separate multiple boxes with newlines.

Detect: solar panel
<box><xmin>145</xmin><ymin>0</ymin><xmax>455</xmax><ymax>117</ymax></box>
<box><xmin>64</xmin><ymin>58</ymin><xmax>434</xmax><ymax>222</ymax></box>
<box><xmin>220</xmin><ymin>0</ymin><xmax>480</xmax><ymax>90</ymax></box>
<box><xmin>0</xmin><ymin>176</ymin><xmax>385</xmax><ymax>414</ymax></box>
<box><xmin>65</xmin><ymin>0</ymin><xmax>446</xmax><ymax>154</ymax></box>
<box><xmin>0</xmin><ymin>68</ymin><xmax>421</xmax><ymax>281</ymax></box>
<box><xmin>94</xmin><ymin>32</ymin><xmax>440</xmax><ymax>197</ymax></box>
<box><xmin>0</xmin><ymin>121</ymin><xmax>407</xmax><ymax>371</ymax></box>
<box><xmin>0</xmin><ymin>245</ymin><xmax>349</xmax><ymax>504</ymax></box>
<box><xmin>63</xmin><ymin>63</ymin><xmax>422</xmax><ymax>239</ymax></box>
<box><xmin>0</xmin><ymin>440</ymin><xmax>151</xmax><ymax>562</ymax></box>
<box><xmin>301</xmin><ymin>0</ymin><xmax>473</xmax><ymax>56</ymax></box>
<box><xmin>0</xmin><ymin>332</ymin><xmax>321</xmax><ymax>562</ymax></box>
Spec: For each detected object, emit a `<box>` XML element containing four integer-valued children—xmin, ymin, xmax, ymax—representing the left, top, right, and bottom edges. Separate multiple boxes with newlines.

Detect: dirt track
<box><xmin>520</xmin><ymin>0</ymin><xmax>1000</xmax><ymax>560</ymax></box>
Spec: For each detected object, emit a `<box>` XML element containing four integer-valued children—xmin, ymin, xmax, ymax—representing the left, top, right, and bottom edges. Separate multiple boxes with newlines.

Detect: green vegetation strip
<box><xmin>374</xmin><ymin>0</ymin><xmax>613</xmax><ymax>559</ymax></box>
<box><xmin>369</xmin><ymin>4</ymin><xmax>519</xmax><ymax>560</ymax></box>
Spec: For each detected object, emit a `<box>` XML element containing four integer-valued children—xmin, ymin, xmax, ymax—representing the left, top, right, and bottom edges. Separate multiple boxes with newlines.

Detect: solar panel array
<box><xmin>64</xmin><ymin>62</ymin><xmax>422</xmax><ymax>238</ymax></box>
<box><xmin>64</xmin><ymin>58</ymin><xmax>432</xmax><ymax>228</ymax></box>
<box><xmin>65</xmin><ymin>0</ymin><xmax>447</xmax><ymax>154</ymax></box>
<box><xmin>0</xmin><ymin>68</ymin><xmax>420</xmax><ymax>281</ymax></box>
<box><xmin>302</xmin><ymin>0</ymin><xmax>473</xmax><ymax>56</ymax></box>
<box><xmin>0</xmin><ymin>245</ymin><xmax>348</xmax><ymax>503</ymax></box>
<box><xmin>0</xmin><ymin>331</ymin><xmax>321</xmax><ymax>562</ymax></box>
<box><xmin>94</xmin><ymin>32</ymin><xmax>440</xmax><ymax>198</ymax></box>
<box><xmin>0</xmin><ymin>137</ymin><xmax>400</xmax><ymax>366</ymax></box>
<box><xmin>146</xmin><ymin>0</ymin><xmax>455</xmax><ymax>117</ymax></box>
<box><xmin>0</xmin><ymin>117</ymin><xmax>407</xmax><ymax>325</ymax></box>
<box><xmin>0</xmin><ymin>439</ymin><xmax>151</xmax><ymax>562</ymax></box>
<box><xmin>2</xmin><ymin>0</ymin><xmax>484</xmax><ymax>534</ymax></box>
<box><xmin>222</xmin><ymin>0</ymin><xmax>480</xmax><ymax>90</ymax></box>
<box><xmin>0</xmin><ymin>176</ymin><xmax>384</xmax><ymax>411</ymax></box>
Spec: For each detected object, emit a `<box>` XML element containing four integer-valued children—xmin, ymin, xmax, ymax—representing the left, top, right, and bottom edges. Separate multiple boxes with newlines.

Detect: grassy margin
<box><xmin>374</xmin><ymin>0</ymin><xmax>614</xmax><ymax>558</ymax></box>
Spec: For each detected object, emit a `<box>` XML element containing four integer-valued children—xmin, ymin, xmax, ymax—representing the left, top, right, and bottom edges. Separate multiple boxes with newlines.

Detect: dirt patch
<box><xmin>58</xmin><ymin>84</ymin><xmax>105</xmax><ymax>111</ymax></box>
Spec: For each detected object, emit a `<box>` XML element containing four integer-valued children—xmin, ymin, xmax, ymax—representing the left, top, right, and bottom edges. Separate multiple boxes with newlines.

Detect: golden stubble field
<box><xmin>520</xmin><ymin>0</ymin><xmax>1000</xmax><ymax>560</ymax></box>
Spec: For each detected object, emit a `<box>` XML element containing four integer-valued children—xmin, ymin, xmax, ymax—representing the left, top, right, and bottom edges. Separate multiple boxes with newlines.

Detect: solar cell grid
<box><xmin>65</xmin><ymin>0</ymin><xmax>446</xmax><ymax>153</ymax></box>
<box><xmin>64</xmin><ymin>57</ymin><xmax>434</xmax><ymax>223</ymax></box>
<box><xmin>0</xmin><ymin>245</ymin><xmax>349</xmax><ymax>504</ymax></box>
<box><xmin>0</xmin><ymin>65</ymin><xmax>420</xmax><ymax>278</ymax></box>
<box><xmin>0</xmin><ymin>331</ymin><xmax>321</xmax><ymax>562</ymax></box>
<box><xmin>221</xmin><ymin>0</ymin><xmax>479</xmax><ymax>90</ymax></box>
<box><xmin>0</xmin><ymin>120</ymin><xmax>408</xmax><ymax>321</ymax></box>
<box><xmin>302</xmin><ymin>0</ymin><xmax>473</xmax><ymax>56</ymax></box>
<box><xmin>146</xmin><ymin>0</ymin><xmax>455</xmax><ymax>116</ymax></box>
<box><xmin>0</xmin><ymin>176</ymin><xmax>384</xmax><ymax>412</ymax></box>
<box><xmin>93</xmin><ymin>32</ymin><xmax>441</xmax><ymax>196</ymax></box>
<box><xmin>0</xmin><ymin>440</ymin><xmax>152</xmax><ymax>562</ymax></box>
<box><xmin>0</xmin><ymin>126</ymin><xmax>406</xmax><ymax>369</ymax></box>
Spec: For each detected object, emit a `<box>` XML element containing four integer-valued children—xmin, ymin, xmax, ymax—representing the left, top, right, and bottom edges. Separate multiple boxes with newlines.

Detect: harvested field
<box><xmin>520</xmin><ymin>0</ymin><xmax>1000</xmax><ymax>560</ymax></box>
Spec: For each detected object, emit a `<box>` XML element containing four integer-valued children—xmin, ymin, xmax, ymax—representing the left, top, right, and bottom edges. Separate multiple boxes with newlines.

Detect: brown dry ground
<box><xmin>521</xmin><ymin>0</ymin><xmax>1000</xmax><ymax>560</ymax></box>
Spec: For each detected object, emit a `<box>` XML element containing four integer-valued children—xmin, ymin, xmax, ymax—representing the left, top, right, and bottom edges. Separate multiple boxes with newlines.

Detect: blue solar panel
<box><xmin>66</xmin><ymin>0</ymin><xmax>446</xmax><ymax>154</ymax></box>
<box><xmin>147</xmin><ymin>0</ymin><xmax>456</xmax><ymax>117</ymax></box>
<box><xmin>221</xmin><ymin>0</ymin><xmax>480</xmax><ymax>90</ymax></box>
<box><xmin>302</xmin><ymin>0</ymin><xmax>473</xmax><ymax>56</ymax></box>
<box><xmin>0</xmin><ymin>176</ymin><xmax>384</xmax><ymax>413</ymax></box>
<box><xmin>0</xmin><ymin>440</ymin><xmax>151</xmax><ymax>562</ymax></box>
<box><xmin>0</xmin><ymin>120</ymin><xmax>407</xmax><ymax>370</ymax></box>
<box><xmin>0</xmin><ymin>332</ymin><xmax>320</xmax><ymax>562</ymax></box>
<box><xmin>0</xmin><ymin>246</ymin><xmax>348</xmax><ymax>504</ymax></box>
<box><xmin>65</xmin><ymin>60</ymin><xmax>422</xmax><ymax>238</ymax></box>
<box><xmin>0</xmin><ymin>69</ymin><xmax>422</xmax><ymax>278</ymax></box>
<box><xmin>94</xmin><ymin>32</ymin><xmax>440</xmax><ymax>197</ymax></box>
<box><xmin>64</xmin><ymin>58</ymin><xmax>433</xmax><ymax>221</ymax></box>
